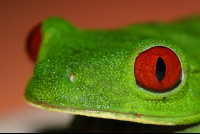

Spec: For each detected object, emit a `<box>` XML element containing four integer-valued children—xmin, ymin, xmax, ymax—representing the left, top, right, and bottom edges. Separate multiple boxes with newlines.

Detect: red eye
<box><xmin>134</xmin><ymin>46</ymin><xmax>181</xmax><ymax>92</ymax></box>
<box><xmin>26</xmin><ymin>23</ymin><xmax>41</xmax><ymax>62</ymax></box>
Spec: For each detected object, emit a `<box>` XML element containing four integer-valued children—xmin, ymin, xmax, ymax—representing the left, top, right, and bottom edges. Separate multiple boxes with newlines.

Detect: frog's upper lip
<box><xmin>24</xmin><ymin>95</ymin><xmax>200</xmax><ymax>126</ymax></box>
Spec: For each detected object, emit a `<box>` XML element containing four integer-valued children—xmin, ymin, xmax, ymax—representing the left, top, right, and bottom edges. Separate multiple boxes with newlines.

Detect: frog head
<box><xmin>24</xmin><ymin>17</ymin><xmax>200</xmax><ymax>125</ymax></box>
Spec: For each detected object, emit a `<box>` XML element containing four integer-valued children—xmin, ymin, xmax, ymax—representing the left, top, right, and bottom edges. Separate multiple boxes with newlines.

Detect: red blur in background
<box><xmin>0</xmin><ymin>0</ymin><xmax>200</xmax><ymax>116</ymax></box>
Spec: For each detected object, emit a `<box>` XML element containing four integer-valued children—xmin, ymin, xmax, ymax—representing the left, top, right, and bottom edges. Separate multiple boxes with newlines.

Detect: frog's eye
<box><xmin>134</xmin><ymin>46</ymin><xmax>181</xmax><ymax>92</ymax></box>
<box><xmin>26</xmin><ymin>23</ymin><xmax>41</xmax><ymax>62</ymax></box>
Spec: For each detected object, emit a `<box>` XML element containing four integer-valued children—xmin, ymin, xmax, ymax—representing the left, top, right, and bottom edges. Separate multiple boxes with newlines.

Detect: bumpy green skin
<box><xmin>25</xmin><ymin>16</ymin><xmax>200</xmax><ymax>130</ymax></box>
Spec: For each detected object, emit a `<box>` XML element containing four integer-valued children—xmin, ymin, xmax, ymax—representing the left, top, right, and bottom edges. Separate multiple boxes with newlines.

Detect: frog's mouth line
<box><xmin>24</xmin><ymin>96</ymin><xmax>200</xmax><ymax>126</ymax></box>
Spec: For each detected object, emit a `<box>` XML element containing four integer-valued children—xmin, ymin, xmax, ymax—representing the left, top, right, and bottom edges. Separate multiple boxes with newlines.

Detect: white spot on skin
<box><xmin>70</xmin><ymin>73</ymin><xmax>74</xmax><ymax>82</ymax></box>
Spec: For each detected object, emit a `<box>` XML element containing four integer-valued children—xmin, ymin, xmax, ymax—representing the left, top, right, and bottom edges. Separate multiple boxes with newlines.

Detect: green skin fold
<box><xmin>24</xmin><ymin>16</ymin><xmax>200</xmax><ymax>132</ymax></box>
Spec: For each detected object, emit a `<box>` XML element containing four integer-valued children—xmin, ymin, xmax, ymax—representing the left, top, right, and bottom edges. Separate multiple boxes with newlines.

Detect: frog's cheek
<box><xmin>24</xmin><ymin>90</ymin><xmax>175</xmax><ymax>126</ymax></box>
<box><xmin>24</xmin><ymin>92</ymin><xmax>191</xmax><ymax>126</ymax></box>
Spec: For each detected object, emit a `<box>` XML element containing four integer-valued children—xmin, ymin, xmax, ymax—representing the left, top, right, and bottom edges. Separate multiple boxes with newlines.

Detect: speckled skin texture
<box><xmin>25</xmin><ymin>16</ymin><xmax>200</xmax><ymax>127</ymax></box>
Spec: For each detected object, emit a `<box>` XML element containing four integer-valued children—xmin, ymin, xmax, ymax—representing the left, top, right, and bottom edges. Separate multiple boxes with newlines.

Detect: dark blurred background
<box><xmin>0</xmin><ymin>0</ymin><xmax>200</xmax><ymax>132</ymax></box>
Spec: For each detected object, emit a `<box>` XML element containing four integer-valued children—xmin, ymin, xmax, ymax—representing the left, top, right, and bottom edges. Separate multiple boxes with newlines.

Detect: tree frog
<box><xmin>24</xmin><ymin>16</ymin><xmax>200</xmax><ymax>132</ymax></box>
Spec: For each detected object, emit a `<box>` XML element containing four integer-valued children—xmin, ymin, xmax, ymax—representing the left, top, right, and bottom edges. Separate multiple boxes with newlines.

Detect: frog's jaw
<box><xmin>24</xmin><ymin>95</ymin><xmax>175</xmax><ymax>126</ymax></box>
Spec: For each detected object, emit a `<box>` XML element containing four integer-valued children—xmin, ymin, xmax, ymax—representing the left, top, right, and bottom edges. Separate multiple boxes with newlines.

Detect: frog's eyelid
<box><xmin>181</xmin><ymin>70</ymin><xmax>185</xmax><ymax>82</ymax></box>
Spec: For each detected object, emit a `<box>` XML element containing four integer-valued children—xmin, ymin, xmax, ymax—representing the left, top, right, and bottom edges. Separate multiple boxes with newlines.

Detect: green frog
<box><xmin>24</xmin><ymin>16</ymin><xmax>200</xmax><ymax>132</ymax></box>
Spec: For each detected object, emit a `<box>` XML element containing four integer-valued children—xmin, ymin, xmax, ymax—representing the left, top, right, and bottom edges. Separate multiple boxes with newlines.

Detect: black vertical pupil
<box><xmin>156</xmin><ymin>57</ymin><xmax>166</xmax><ymax>82</ymax></box>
